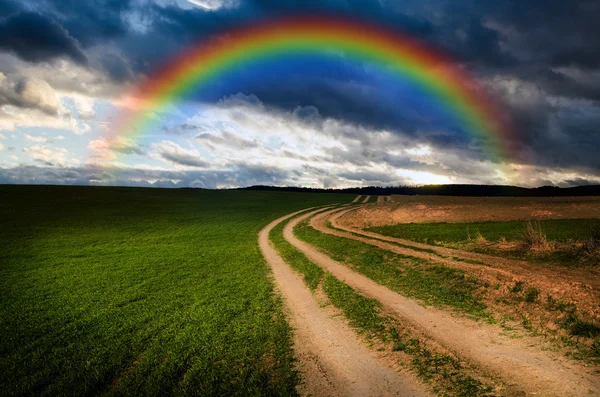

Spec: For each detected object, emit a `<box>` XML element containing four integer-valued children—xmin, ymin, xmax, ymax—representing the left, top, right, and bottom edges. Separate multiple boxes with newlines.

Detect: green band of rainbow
<box><xmin>113</xmin><ymin>16</ymin><xmax>513</xmax><ymax>160</ymax></box>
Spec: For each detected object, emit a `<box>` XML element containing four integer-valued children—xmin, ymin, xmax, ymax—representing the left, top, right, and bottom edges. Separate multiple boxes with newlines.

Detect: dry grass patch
<box><xmin>518</xmin><ymin>221</ymin><xmax>556</xmax><ymax>253</ymax></box>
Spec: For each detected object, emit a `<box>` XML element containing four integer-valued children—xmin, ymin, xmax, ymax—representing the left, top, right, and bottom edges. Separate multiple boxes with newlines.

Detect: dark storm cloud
<box><xmin>0</xmin><ymin>11</ymin><xmax>87</xmax><ymax>64</ymax></box>
<box><xmin>422</xmin><ymin>0</ymin><xmax>600</xmax><ymax>174</ymax></box>
<box><xmin>0</xmin><ymin>0</ymin><xmax>18</xmax><ymax>17</ymax></box>
<box><xmin>99</xmin><ymin>53</ymin><xmax>133</xmax><ymax>83</ymax></box>
<box><xmin>482</xmin><ymin>1</ymin><xmax>600</xmax><ymax>96</ymax></box>
<box><xmin>34</xmin><ymin>0</ymin><xmax>131</xmax><ymax>46</ymax></box>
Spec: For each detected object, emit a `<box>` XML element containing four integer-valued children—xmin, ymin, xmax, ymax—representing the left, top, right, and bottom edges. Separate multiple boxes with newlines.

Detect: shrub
<box><xmin>525</xmin><ymin>287</ymin><xmax>540</xmax><ymax>303</ymax></box>
<box><xmin>520</xmin><ymin>221</ymin><xmax>554</xmax><ymax>252</ymax></box>
<box><xmin>571</xmin><ymin>320</ymin><xmax>600</xmax><ymax>338</ymax></box>
<box><xmin>509</xmin><ymin>281</ymin><xmax>525</xmax><ymax>294</ymax></box>
<box><xmin>579</xmin><ymin>222</ymin><xmax>600</xmax><ymax>264</ymax></box>
<box><xmin>592</xmin><ymin>339</ymin><xmax>600</xmax><ymax>357</ymax></box>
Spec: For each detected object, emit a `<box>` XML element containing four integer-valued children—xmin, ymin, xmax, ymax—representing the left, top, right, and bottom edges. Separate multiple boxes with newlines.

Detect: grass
<box><xmin>509</xmin><ymin>281</ymin><xmax>525</xmax><ymax>294</ymax></box>
<box><xmin>0</xmin><ymin>185</ymin><xmax>348</xmax><ymax>396</ymax></box>
<box><xmin>269</xmin><ymin>217</ymin><xmax>325</xmax><ymax>291</ymax></box>
<box><xmin>294</xmin><ymin>220</ymin><xmax>489</xmax><ymax>319</ymax></box>
<box><xmin>369</xmin><ymin>219</ymin><xmax>600</xmax><ymax>265</ymax></box>
<box><xmin>521</xmin><ymin>221</ymin><xmax>553</xmax><ymax>251</ymax></box>
<box><xmin>524</xmin><ymin>287</ymin><xmax>540</xmax><ymax>303</ymax></box>
<box><xmin>389</xmin><ymin>331</ymin><xmax>494</xmax><ymax>397</ymax></box>
<box><xmin>570</xmin><ymin>319</ymin><xmax>600</xmax><ymax>338</ymax></box>
<box><xmin>369</xmin><ymin>219</ymin><xmax>598</xmax><ymax>244</ymax></box>
<box><xmin>322</xmin><ymin>274</ymin><xmax>387</xmax><ymax>334</ymax></box>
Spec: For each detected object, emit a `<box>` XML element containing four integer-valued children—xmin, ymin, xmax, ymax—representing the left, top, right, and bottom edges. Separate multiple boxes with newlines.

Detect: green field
<box><xmin>368</xmin><ymin>219</ymin><xmax>600</xmax><ymax>265</ymax></box>
<box><xmin>0</xmin><ymin>185</ymin><xmax>346</xmax><ymax>396</ymax></box>
<box><xmin>368</xmin><ymin>219</ymin><xmax>599</xmax><ymax>244</ymax></box>
<box><xmin>367</xmin><ymin>195</ymin><xmax>378</xmax><ymax>203</ymax></box>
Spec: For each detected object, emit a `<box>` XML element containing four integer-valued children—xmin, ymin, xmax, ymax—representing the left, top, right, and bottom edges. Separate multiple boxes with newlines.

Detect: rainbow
<box><xmin>111</xmin><ymin>16</ymin><xmax>513</xmax><ymax>160</ymax></box>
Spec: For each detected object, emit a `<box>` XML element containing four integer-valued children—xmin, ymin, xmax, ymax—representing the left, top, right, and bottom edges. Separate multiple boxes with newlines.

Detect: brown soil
<box><xmin>362</xmin><ymin>195</ymin><xmax>371</xmax><ymax>204</ymax></box>
<box><xmin>377</xmin><ymin>196</ymin><xmax>386</xmax><ymax>203</ymax></box>
<box><xmin>351</xmin><ymin>195</ymin><xmax>362</xmax><ymax>203</ymax></box>
<box><xmin>342</xmin><ymin>196</ymin><xmax>600</xmax><ymax>227</ymax></box>
<box><xmin>285</xmin><ymin>208</ymin><xmax>600</xmax><ymax>396</ymax></box>
<box><xmin>258</xmin><ymin>208</ymin><xmax>433</xmax><ymax>397</ymax></box>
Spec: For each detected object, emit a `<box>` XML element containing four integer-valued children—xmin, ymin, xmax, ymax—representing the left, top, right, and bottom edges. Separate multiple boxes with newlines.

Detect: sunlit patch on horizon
<box><xmin>395</xmin><ymin>168</ymin><xmax>454</xmax><ymax>185</ymax></box>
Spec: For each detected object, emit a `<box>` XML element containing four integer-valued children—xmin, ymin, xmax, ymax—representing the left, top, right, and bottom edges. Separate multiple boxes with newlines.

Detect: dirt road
<box><xmin>284</xmin><ymin>208</ymin><xmax>600</xmax><ymax>396</ymax></box>
<box><xmin>258</xmin><ymin>208</ymin><xmax>432</xmax><ymax>397</ymax></box>
<box><xmin>362</xmin><ymin>195</ymin><xmax>370</xmax><ymax>203</ymax></box>
<box><xmin>351</xmin><ymin>195</ymin><xmax>362</xmax><ymax>203</ymax></box>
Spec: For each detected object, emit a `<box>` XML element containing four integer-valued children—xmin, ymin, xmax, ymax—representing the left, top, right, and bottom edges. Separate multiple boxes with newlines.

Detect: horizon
<box><xmin>2</xmin><ymin>181</ymin><xmax>599</xmax><ymax>192</ymax></box>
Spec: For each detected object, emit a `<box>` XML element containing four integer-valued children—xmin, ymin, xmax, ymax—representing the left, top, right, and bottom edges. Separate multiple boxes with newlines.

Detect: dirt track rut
<box><xmin>259</xmin><ymin>208</ymin><xmax>432</xmax><ymax>397</ymax></box>
<box><xmin>328</xmin><ymin>207</ymin><xmax>600</xmax><ymax>309</ymax></box>
<box><xmin>285</xmin><ymin>208</ymin><xmax>600</xmax><ymax>397</ymax></box>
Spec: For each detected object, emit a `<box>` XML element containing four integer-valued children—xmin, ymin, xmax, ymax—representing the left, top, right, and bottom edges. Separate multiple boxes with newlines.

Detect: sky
<box><xmin>0</xmin><ymin>0</ymin><xmax>599</xmax><ymax>189</ymax></box>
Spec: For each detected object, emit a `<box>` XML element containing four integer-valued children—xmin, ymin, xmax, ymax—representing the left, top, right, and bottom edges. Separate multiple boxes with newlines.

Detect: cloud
<box><xmin>0</xmin><ymin>63</ymin><xmax>111</xmax><ymax>135</ymax></box>
<box><xmin>0</xmin><ymin>0</ymin><xmax>19</xmax><ymax>17</ymax></box>
<box><xmin>0</xmin><ymin>12</ymin><xmax>87</xmax><ymax>64</ymax></box>
<box><xmin>155</xmin><ymin>93</ymin><xmax>518</xmax><ymax>186</ymax></box>
<box><xmin>22</xmin><ymin>145</ymin><xmax>70</xmax><ymax>166</ymax></box>
<box><xmin>186</xmin><ymin>0</ymin><xmax>238</xmax><ymax>10</ymax></box>
<box><xmin>0</xmin><ymin>72</ymin><xmax>93</xmax><ymax>134</ymax></box>
<box><xmin>195</xmin><ymin>130</ymin><xmax>259</xmax><ymax>150</ymax></box>
<box><xmin>25</xmin><ymin>134</ymin><xmax>50</xmax><ymax>143</ymax></box>
<box><xmin>88</xmin><ymin>136</ymin><xmax>145</xmax><ymax>158</ymax></box>
<box><xmin>151</xmin><ymin>140</ymin><xmax>210</xmax><ymax>168</ymax></box>
<box><xmin>99</xmin><ymin>53</ymin><xmax>133</xmax><ymax>83</ymax></box>
<box><xmin>0</xmin><ymin>74</ymin><xmax>60</xmax><ymax>114</ymax></box>
<box><xmin>35</xmin><ymin>0</ymin><xmax>131</xmax><ymax>47</ymax></box>
<box><xmin>14</xmin><ymin>77</ymin><xmax>61</xmax><ymax>114</ymax></box>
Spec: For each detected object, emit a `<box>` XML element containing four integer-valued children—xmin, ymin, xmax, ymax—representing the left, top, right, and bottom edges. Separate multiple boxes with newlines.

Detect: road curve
<box><xmin>284</xmin><ymin>208</ymin><xmax>600</xmax><ymax>397</ymax></box>
<box><xmin>258</xmin><ymin>207</ymin><xmax>432</xmax><ymax>397</ymax></box>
